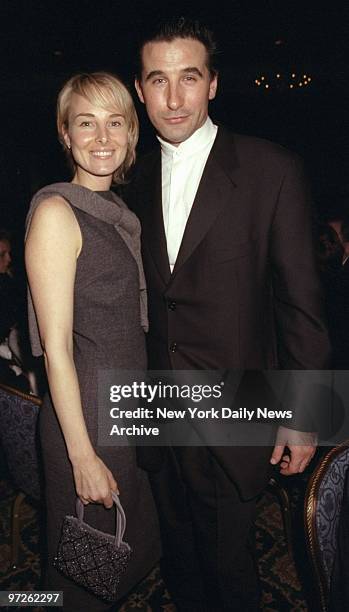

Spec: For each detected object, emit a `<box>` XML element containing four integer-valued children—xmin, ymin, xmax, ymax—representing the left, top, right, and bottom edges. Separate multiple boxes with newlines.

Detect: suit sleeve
<box><xmin>270</xmin><ymin>155</ymin><xmax>331</xmax><ymax>368</ymax></box>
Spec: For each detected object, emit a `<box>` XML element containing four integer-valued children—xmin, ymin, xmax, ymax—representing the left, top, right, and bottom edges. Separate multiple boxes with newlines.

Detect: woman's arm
<box><xmin>25</xmin><ymin>196</ymin><xmax>117</xmax><ymax>507</ymax></box>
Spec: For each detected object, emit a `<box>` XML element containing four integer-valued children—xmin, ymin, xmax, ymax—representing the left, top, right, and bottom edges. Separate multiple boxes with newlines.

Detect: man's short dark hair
<box><xmin>136</xmin><ymin>16</ymin><xmax>218</xmax><ymax>80</ymax></box>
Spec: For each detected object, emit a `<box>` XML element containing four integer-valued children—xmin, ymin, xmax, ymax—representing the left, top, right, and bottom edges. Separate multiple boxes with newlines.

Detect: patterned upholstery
<box><xmin>305</xmin><ymin>442</ymin><xmax>349</xmax><ymax>611</ymax></box>
<box><xmin>0</xmin><ymin>384</ymin><xmax>41</xmax><ymax>500</ymax></box>
<box><xmin>317</xmin><ymin>448</ymin><xmax>349</xmax><ymax>586</ymax></box>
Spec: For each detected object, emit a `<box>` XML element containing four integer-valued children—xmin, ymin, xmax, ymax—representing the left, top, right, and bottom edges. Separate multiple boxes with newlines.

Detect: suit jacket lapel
<box><xmin>171</xmin><ymin>127</ymin><xmax>239</xmax><ymax>278</ymax></box>
<box><xmin>141</xmin><ymin>128</ymin><xmax>239</xmax><ymax>286</ymax></box>
<box><xmin>141</xmin><ymin>150</ymin><xmax>171</xmax><ymax>285</ymax></box>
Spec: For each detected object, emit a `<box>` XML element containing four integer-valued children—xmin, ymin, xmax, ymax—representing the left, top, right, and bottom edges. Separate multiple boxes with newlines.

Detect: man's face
<box><xmin>135</xmin><ymin>38</ymin><xmax>217</xmax><ymax>145</ymax></box>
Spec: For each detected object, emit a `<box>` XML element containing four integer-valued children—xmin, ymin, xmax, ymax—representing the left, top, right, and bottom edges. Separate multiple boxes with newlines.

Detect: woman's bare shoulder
<box><xmin>30</xmin><ymin>194</ymin><xmax>76</xmax><ymax>224</ymax></box>
<box><xmin>26</xmin><ymin>194</ymin><xmax>81</xmax><ymax>255</ymax></box>
<box><xmin>27</xmin><ymin>194</ymin><xmax>81</xmax><ymax>241</ymax></box>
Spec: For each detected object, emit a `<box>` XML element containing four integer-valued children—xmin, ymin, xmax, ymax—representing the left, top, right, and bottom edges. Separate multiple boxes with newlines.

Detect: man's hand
<box><xmin>270</xmin><ymin>425</ymin><xmax>317</xmax><ymax>475</ymax></box>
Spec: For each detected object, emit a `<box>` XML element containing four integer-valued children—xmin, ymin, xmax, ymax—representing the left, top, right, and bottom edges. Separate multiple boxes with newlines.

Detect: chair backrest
<box><xmin>0</xmin><ymin>383</ymin><xmax>42</xmax><ymax>500</ymax></box>
<box><xmin>304</xmin><ymin>442</ymin><xmax>349</xmax><ymax>612</ymax></box>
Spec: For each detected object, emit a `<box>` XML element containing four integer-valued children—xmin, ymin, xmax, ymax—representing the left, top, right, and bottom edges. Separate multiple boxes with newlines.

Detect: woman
<box><xmin>25</xmin><ymin>73</ymin><xmax>160</xmax><ymax>611</ymax></box>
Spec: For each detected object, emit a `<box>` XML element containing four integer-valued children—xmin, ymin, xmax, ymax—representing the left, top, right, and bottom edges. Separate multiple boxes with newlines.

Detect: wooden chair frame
<box><xmin>304</xmin><ymin>441</ymin><xmax>349</xmax><ymax>612</ymax></box>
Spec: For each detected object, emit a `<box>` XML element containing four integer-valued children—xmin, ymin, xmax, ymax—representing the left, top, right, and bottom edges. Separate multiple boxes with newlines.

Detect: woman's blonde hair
<box><xmin>57</xmin><ymin>72</ymin><xmax>139</xmax><ymax>184</ymax></box>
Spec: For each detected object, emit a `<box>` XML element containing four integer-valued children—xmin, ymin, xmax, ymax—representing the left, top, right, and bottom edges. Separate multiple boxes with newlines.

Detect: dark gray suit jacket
<box><xmin>125</xmin><ymin>126</ymin><xmax>331</xmax><ymax>498</ymax></box>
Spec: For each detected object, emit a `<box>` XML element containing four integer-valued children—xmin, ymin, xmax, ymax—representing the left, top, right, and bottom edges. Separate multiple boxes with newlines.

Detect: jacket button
<box><xmin>169</xmin><ymin>342</ymin><xmax>178</xmax><ymax>352</ymax></box>
<box><xmin>168</xmin><ymin>300</ymin><xmax>177</xmax><ymax>311</ymax></box>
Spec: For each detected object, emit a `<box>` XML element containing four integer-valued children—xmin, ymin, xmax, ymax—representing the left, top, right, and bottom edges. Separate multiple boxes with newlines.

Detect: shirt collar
<box><xmin>157</xmin><ymin>116</ymin><xmax>217</xmax><ymax>159</ymax></box>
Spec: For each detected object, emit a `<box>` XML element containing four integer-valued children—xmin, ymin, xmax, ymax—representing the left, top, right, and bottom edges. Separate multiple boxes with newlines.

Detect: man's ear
<box><xmin>209</xmin><ymin>73</ymin><xmax>218</xmax><ymax>101</ymax></box>
<box><xmin>135</xmin><ymin>79</ymin><xmax>145</xmax><ymax>104</ymax></box>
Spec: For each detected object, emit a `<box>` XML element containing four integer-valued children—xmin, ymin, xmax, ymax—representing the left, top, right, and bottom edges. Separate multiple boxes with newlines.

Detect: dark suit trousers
<box><xmin>149</xmin><ymin>446</ymin><xmax>260</xmax><ymax>611</ymax></box>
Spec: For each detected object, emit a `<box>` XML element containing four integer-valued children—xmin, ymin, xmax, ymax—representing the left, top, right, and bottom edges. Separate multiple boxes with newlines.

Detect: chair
<box><xmin>304</xmin><ymin>441</ymin><xmax>349</xmax><ymax>612</ymax></box>
<box><xmin>0</xmin><ymin>382</ymin><xmax>42</xmax><ymax>568</ymax></box>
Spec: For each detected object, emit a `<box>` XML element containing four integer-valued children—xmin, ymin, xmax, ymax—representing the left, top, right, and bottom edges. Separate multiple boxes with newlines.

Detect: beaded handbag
<box><xmin>54</xmin><ymin>492</ymin><xmax>132</xmax><ymax>602</ymax></box>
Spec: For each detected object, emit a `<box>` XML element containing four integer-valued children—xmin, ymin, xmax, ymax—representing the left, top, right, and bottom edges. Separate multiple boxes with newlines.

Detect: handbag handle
<box><xmin>75</xmin><ymin>492</ymin><xmax>127</xmax><ymax>548</ymax></box>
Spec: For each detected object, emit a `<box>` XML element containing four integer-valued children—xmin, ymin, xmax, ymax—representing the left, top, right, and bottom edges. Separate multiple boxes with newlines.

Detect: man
<box><xmin>126</xmin><ymin>17</ymin><xmax>330</xmax><ymax>611</ymax></box>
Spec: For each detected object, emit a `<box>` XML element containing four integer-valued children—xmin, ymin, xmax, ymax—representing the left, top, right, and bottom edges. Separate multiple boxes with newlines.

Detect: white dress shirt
<box><xmin>158</xmin><ymin>117</ymin><xmax>218</xmax><ymax>272</ymax></box>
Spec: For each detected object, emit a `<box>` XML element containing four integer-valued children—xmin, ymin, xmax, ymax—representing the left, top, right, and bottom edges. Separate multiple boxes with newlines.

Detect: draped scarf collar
<box><xmin>25</xmin><ymin>182</ymin><xmax>148</xmax><ymax>356</ymax></box>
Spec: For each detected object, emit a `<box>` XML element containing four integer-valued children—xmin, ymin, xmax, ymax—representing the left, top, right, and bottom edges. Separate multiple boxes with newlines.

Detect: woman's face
<box><xmin>63</xmin><ymin>93</ymin><xmax>129</xmax><ymax>190</ymax></box>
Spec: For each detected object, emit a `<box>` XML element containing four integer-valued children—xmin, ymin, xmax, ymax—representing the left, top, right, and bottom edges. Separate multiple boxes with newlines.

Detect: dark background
<box><xmin>1</xmin><ymin>0</ymin><xmax>348</xmax><ymax>240</ymax></box>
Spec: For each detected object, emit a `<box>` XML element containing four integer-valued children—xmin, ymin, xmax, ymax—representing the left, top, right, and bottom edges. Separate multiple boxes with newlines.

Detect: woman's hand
<box><xmin>71</xmin><ymin>453</ymin><xmax>119</xmax><ymax>508</ymax></box>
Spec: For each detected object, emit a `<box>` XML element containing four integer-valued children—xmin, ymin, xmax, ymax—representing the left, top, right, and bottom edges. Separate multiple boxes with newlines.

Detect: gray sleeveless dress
<box><xmin>26</xmin><ymin>184</ymin><xmax>160</xmax><ymax>611</ymax></box>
